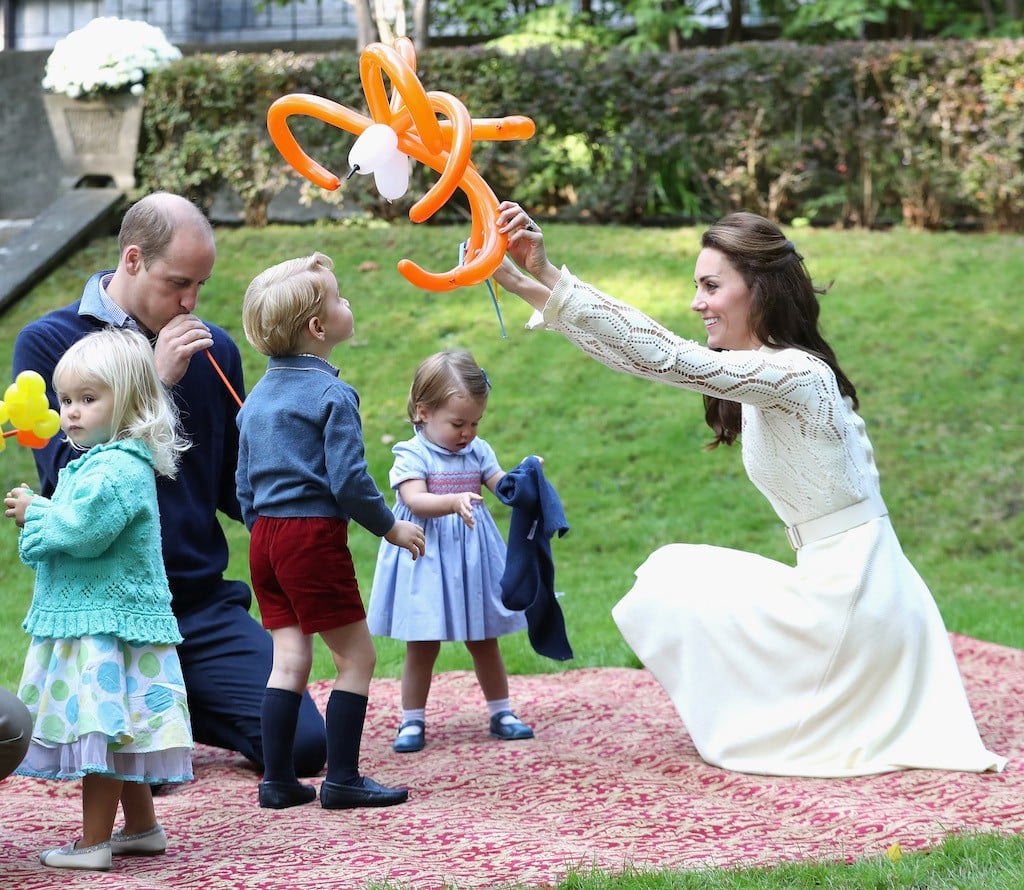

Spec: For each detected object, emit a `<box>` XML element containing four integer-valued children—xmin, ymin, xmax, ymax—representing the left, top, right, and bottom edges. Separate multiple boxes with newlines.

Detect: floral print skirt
<box><xmin>15</xmin><ymin>634</ymin><xmax>193</xmax><ymax>784</ymax></box>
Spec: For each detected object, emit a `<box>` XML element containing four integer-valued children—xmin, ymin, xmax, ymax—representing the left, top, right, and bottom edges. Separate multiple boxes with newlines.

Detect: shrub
<box><xmin>138</xmin><ymin>38</ymin><xmax>1024</xmax><ymax>231</ymax></box>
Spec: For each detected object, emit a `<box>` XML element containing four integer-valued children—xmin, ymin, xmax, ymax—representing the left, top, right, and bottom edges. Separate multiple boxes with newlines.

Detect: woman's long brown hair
<box><xmin>700</xmin><ymin>213</ymin><xmax>858</xmax><ymax>448</ymax></box>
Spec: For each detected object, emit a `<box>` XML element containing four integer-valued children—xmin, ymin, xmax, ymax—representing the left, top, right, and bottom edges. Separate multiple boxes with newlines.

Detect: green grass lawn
<box><xmin>1</xmin><ymin>219</ymin><xmax>1022</xmax><ymax>888</ymax></box>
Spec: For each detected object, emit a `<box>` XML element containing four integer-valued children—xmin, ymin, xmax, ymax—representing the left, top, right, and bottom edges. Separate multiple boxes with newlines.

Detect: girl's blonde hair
<box><xmin>407</xmin><ymin>350</ymin><xmax>491</xmax><ymax>425</ymax></box>
<box><xmin>242</xmin><ymin>252</ymin><xmax>336</xmax><ymax>356</ymax></box>
<box><xmin>53</xmin><ymin>327</ymin><xmax>189</xmax><ymax>478</ymax></box>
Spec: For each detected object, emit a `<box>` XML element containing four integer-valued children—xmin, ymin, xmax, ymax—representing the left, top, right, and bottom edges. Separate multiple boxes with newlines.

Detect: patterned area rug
<box><xmin>1</xmin><ymin>633</ymin><xmax>1021</xmax><ymax>889</ymax></box>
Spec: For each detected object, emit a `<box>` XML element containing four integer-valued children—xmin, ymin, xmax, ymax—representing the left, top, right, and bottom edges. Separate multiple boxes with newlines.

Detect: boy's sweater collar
<box><xmin>266</xmin><ymin>354</ymin><xmax>339</xmax><ymax>377</ymax></box>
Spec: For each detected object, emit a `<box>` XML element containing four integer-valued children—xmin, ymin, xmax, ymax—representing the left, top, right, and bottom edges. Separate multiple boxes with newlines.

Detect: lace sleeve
<box><xmin>537</xmin><ymin>267</ymin><xmax>831</xmax><ymax>411</ymax></box>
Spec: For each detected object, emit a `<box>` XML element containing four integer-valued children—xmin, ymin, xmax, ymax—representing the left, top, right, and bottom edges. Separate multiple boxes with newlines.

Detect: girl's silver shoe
<box><xmin>39</xmin><ymin>840</ymin><xmax>112</xmax><ymax>870</ymax></box>
<box><xmin>110</xmin><ymin>823</ymin><xmax>167</xmax><ymax>855</ymax></box>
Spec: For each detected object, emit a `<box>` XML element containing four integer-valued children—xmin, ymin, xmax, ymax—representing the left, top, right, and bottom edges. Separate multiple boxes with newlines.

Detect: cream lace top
<box><xmin>530</xmin><ymin>267</ymin><xmax>882</xmax><ymax>528</ymax></box>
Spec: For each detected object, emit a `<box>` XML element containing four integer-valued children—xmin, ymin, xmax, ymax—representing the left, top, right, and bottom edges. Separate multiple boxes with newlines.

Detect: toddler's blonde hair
<box><xmin>53</xmin><ymin>327</ymin><xmax>189</xmax><ymax>478</ymax></box>
<box><xmin>242</xmin><ymin>252</ymin><xmax>336</xmax><ymax>356</ymax></box>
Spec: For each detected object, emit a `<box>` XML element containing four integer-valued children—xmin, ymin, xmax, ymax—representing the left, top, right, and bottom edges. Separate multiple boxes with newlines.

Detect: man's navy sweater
<box><xmin>13</xmin><ymin>275</ymin><xmax>246</xmax><ymax>615</ymax></box>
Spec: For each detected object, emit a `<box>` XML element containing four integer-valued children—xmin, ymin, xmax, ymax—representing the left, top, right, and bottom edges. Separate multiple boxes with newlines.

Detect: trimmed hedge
<box><xmin>138</xmin><ymin>39</ymin><xmax>1024</xmax><ymax>230</ymax></box>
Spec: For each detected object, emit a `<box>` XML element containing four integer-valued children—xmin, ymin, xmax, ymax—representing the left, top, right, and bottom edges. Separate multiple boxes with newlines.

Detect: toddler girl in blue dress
<box><xmin>4</xmin><ymin>327</ymin><xmax>193</xmax><ymax>871</ymax></box>
<box><xmin>369</xmin><ymin>350</ymin><xmax>534</xmax><ymax>753</ymax></box>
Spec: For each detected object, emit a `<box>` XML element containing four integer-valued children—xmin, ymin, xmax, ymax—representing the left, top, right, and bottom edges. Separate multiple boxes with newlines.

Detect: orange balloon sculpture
<box><xmin>267</xmin><ymin>37</ymin><xmax>535</xmax><ymax>292</ymax></box>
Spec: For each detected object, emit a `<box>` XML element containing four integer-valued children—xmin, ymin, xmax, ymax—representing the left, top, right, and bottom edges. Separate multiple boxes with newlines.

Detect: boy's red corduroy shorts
<box><xmin>249</xmin><ymin>515</ymin><xmax>366</xmax><ymax>634</ymax></box>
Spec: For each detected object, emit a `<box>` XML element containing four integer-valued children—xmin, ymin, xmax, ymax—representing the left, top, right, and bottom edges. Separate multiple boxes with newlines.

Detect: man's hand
<box><xmin>154</xmin><ymin>315</ymin><xmax>214</xmax><ymax>386</ymax></box>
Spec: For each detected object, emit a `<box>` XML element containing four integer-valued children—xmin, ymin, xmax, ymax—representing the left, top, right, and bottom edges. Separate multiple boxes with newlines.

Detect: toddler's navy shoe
<box><xmin>489</xmin><ymin>711</ymin><xmax>534</xmax><ymax>740</ymax></box>
<box><xmin>393</xmin><ymin>719</ymin><xmax>426</xmax><ymax>753</ymax></box>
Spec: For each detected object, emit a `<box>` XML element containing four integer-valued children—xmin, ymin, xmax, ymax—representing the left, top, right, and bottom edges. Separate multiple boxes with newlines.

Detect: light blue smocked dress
<box><xmin>368</xmin><ymin>430</ymin><xmax>527</xmax><ymax>642</ymax></box>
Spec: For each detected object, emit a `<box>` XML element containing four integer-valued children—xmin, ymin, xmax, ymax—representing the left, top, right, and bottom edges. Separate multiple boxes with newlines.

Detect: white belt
<box><xmin>785</xmin><ymin>495</ymin><xmax>888</xmax><ymax>550</ymax></box>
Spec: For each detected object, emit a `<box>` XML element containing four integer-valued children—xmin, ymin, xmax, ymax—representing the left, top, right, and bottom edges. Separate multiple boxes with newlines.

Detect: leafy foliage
<box><xmin>779</xmin><ymin>0</ymin><xmax>916</xmax><ymax>40</ymax></box>
<box><xmin>137</xmin><ymin>38</ymin><xmax>1024</xmax><ymax>230</ymax></box>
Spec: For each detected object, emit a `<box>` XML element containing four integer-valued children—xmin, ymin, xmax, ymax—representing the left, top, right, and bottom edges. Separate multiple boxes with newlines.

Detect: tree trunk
<box><xmin>413</xmin><ymin>0</ymin><xmax>431</xmax><ymax>49</ymax></box>
<box><xmin>980</xmin><ymin>0</ymin><xmax>996</xmax><ymax>30</ymax></box>
<box><xmin>726</xmin><ymin>0</ymin><xmax>743</xmax><ymax>43</ymax></box>
<box><xmin>374</xmin><ymin>0</ymin><xmax>407</xmax><ymax>42</ymax></box>
<box><xmin>353</xmin><ymin>0</ymin><xmax>379</xmax><ymax>50</ymax></box>
<box><xmin>662</xmin><ymin>0</ymin><xmax>681</xmax><ymax>51</ymax></box>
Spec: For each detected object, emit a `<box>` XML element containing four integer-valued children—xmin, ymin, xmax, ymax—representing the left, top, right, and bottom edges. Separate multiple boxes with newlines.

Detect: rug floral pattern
<box><xmin>1</xmin><ymin>634</ymin><xmax>1021</xmax><ymax>888</ymax></box>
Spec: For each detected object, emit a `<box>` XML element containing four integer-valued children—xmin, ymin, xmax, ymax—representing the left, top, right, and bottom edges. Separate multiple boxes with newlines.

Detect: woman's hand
<box><xmin>492</xmin><ymin>255</ymin><xmax>529</xmax><ymax>295</ymax></box>
<box><xmin>497</xmin><ymin>201</ymin><xmax>560</xmax><ymax>287</ymax></box>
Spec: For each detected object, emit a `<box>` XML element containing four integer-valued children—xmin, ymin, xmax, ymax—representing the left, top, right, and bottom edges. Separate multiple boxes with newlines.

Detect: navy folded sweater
<box><xmin>495</xmin><ymin>456</ymin><xmax>572</xmax><ymax>661</ymax></box>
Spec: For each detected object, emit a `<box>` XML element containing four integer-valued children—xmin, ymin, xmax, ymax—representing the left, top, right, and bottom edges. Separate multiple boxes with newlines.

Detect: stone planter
<box><xmin>42</xmin><ymin>92</ymin><xmax>144</xmax><ymax>190</ymax></box>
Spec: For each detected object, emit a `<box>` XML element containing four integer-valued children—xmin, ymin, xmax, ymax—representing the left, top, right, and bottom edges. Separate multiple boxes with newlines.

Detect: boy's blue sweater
<box><xmin>235</xmin><ymin>354</ymin><xmax>395</xmax><ymax>537</ymax></box>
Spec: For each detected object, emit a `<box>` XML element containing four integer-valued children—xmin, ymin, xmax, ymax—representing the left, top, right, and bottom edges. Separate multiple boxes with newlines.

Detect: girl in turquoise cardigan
<box><xmin>3</xmin><ymin>327</ymin><xmax>193</xmax><ymax>872</ymax></box>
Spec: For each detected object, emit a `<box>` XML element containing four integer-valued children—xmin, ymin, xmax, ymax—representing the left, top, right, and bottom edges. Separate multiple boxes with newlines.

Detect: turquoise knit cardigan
<box><xmin>19</xmin><ymin>439</ymin><xmax>182</xmax><ymax>645</ymax></box>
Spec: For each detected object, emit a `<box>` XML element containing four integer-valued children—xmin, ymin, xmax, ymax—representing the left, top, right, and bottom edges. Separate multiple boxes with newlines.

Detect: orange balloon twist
<box><xmin>267</xmin><ymin>36</ymin><xmax>535</xmax><ymax>292</ymax></box>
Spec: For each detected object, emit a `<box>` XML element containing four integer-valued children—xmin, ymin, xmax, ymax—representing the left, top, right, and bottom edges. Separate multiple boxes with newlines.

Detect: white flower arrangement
<box><xmin>42</xmin><ymin>17</ymin><xmax>182</xmax><ymax>100</ymax></box>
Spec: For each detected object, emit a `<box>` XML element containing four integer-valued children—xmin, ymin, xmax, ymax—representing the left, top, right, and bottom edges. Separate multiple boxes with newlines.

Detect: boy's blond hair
<box><xmin>242</xmin><ymin>252</ymin><xmax>336</xmax><ymax>357</ymax></box>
